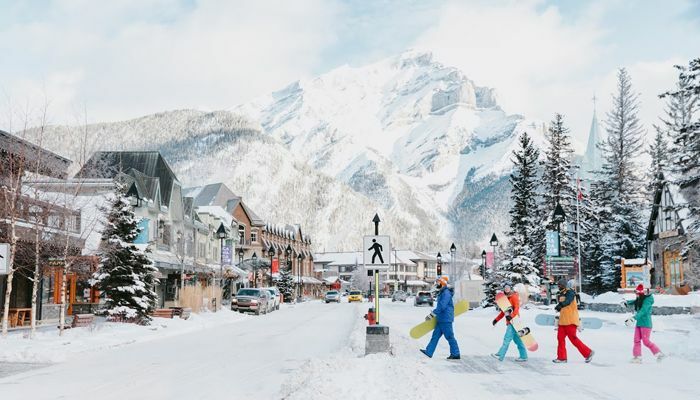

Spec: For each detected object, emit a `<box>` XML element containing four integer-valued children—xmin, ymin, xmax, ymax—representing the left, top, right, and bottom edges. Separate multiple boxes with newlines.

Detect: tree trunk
<box><xmin>1</xmin><ymin>223</ymin><xmax>18</xmax><ymax>338</ymax></box>
<box><xmin>30</xmin><ymin>223</ymin><xmax>41</xmax><ymax>337</ymax></box>
<box><xmin>58</xmin><ymin>263</ymin><xmax>67</xmax><ymax>335</ymax></box>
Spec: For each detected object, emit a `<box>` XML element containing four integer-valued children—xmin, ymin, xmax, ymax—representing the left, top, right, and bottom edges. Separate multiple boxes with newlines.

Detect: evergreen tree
<box><xmin>498</xmin><ymin>255</ymin><xmax>541</xmax><ymax>289</ymax></box>
<box><xmin>92</xmin><ymin>187</ymin><xmax>158</xmax><ymax>323</ymax></box>
<box><xmin>277</xmin><ymin>261</ymin><xmax>295</xmax><ymax>302</ymax></box>
<box><xmin>541</xmin><ymin>114</ymin><xmax>578</xmax><ymax>254</ymax></box>
<box><xmin>481</xmin><ymin>268</ymin><xmax>501</xmax><ymax>307</ymax></box>
<box><xmin>507</xmin><ymin>132</ymin><xmax>541</xmax><ymax>259</ymax></box>
<box><xmin>646</xmin><ymin>125</ymin><xmax>670</xmax><ymax>198</ymax></box>
<box><xmin>597</xmin><ymin>68</ymin><xmax>647</xmax><ymax>288</ymax></box>
<box><xmin>582</xmin><ymin>180</ymin><xmax>611</xmax><ymax>294</ymax></box>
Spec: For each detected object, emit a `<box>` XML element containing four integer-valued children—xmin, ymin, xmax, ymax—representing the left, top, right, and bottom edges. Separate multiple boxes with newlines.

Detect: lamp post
<box><xmin>490</xmin><ymin>233</ymin><xmax>499</xmax><ymax>269</ymax></box>
<box><xmin>285</xmin><ymin>245</ymin><xmax>292</xmax><ymax>302</ymax></box>
<box><xmin>268</xmin><ymin>246</ymin><xmax>275</xmax><ymax>287</ymax></box>
<box><xmin>450</xmin><ymin>243</ymin><xmax>456</xmax><ymax>282</ymax></box>
<box><xmin>216</xmin><ymin>223</ymin><xmax>228</xmax><ymax>297</ymax></box>
<box><xmin>436</xmin><ymin>252</ymin><xmax>442</xmax><ymax>277</ymax></box>
<box><xmin>552</xmin><ymin>202</ymin><xmax>566</xmax><ymax>257</ymax></box>
<box><xmin>297</xmin><ymin>253</ymin><xmax>303</xmax><ymax>302</ymax></box>
<box><xmin>481</xmin><ymin>250</ymin><xmax>487</xmax><ymax>277</ymax></box>
<box><xmin>251</xmin><ymin>252</ymin><xmax>258</xmax><ymax>288</ymax></box>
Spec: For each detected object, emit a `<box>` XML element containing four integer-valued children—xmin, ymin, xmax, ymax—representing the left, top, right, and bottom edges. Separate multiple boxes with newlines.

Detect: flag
<box><xmin>577</xmin><ymin>178</ymin><xmax>583</xmax><ymax>201</ymax></box>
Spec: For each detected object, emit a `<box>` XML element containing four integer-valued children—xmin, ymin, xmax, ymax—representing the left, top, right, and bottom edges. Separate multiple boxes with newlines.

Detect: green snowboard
<box><xmin>409</xmin><ymin>299</ymin><xmax>469</xmax><ymax>339</ymax></box>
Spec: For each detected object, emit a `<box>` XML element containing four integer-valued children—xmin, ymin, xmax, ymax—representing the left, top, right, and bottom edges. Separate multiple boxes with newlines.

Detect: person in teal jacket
<box><xmin>625</xmin><ymin>284</ymin><xmax>665</xmax><ymax>363</ymax></box>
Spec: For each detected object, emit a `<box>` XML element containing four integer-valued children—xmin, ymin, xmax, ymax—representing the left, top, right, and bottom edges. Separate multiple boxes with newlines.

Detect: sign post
<box><xmin>363</xmin><ymin>234</ymin><xmax>390</xmax><ymax>324</ymax></box>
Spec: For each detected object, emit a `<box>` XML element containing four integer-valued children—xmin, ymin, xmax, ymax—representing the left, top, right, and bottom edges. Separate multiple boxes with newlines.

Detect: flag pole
<box><xmin>576</xmin><ymin>173</ymin><xmax>583</xmax><ymax>293</ymax></box>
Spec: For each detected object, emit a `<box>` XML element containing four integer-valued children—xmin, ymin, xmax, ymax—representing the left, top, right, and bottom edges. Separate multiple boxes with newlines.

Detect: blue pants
<box><xmin>496</xmin><ymin>324</ymin><xmax>527</xmax><ymax>360</ymax></box>
<box><xmin>425</xmin><ymin>322</ymin><xmax>460</xmax><ymax>357</ymax></box>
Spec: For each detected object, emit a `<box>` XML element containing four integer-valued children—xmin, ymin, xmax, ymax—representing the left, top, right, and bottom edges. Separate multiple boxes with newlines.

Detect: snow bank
<box><xmin>0</xmin><ymin>310</ymin><xmax>248</xmax><ymax>363</ymax></box>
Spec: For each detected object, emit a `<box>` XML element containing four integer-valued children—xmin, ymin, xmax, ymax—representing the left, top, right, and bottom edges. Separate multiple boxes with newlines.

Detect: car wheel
<box><xmin>256</xmin><ymin>308</ymin><xmax>261</xmax><ymax>315</ymax></box>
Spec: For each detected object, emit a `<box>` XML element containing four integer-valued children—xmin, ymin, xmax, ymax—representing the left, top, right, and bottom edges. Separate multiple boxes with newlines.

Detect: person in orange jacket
<box><xmin>490</xmin><ymin>282</ymin><xmax>527</xmax><ymax>362</ymax></box>
<box><xmin>553</xmin><ymin>278</ymin><xmax>594</xmax><ymax>363</ymax></box>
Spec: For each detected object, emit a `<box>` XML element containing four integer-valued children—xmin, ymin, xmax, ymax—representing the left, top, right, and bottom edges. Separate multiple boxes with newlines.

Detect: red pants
<box><xmin>557</xmin><ymin>324</ymin><xmax>591</xmax><ymax>360</ymax></box>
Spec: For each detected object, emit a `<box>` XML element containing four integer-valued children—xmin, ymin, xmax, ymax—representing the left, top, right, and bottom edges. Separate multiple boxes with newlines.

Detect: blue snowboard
<box><xmin>535</xmin><ymin>313</ymin><xmax>603</xmax><ymax>329</ymax></box>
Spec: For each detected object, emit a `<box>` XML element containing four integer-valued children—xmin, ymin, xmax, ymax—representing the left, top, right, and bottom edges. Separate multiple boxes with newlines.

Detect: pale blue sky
<box><xmin>1</xmin><ymin>0</ymin><xmax>698</xmax><ymax>147</ymax></box>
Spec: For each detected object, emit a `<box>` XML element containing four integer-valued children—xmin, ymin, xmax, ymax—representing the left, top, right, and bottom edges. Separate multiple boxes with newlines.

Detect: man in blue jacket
<box><xmin>420</xmin><ymin>276</ymin><xmax>460</xmax><ymax>360</ymax></box>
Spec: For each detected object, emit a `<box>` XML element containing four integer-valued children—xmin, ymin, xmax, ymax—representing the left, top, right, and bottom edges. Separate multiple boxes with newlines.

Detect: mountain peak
<box><xmin>393</xmin><ymin>49</ymin><xmax>434</xmax><ymax>69</ymax></box>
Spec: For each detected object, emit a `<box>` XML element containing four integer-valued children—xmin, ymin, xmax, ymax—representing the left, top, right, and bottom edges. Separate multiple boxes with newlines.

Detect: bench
<box><xmin>152</xmin><ymin>308</ymin><xmax>175</xmax><ymax>319</ymax></box>
<box><xmin>179</xmin><ymin>308</ymin><xmax>192</xmax><ymax>320</ymax></box>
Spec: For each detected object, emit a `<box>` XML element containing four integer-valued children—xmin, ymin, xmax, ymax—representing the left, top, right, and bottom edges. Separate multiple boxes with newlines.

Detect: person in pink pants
<box><xmin>626</xmin><ymin>284</ymin><xmax>665</xmax><ymax>363</ymax></box>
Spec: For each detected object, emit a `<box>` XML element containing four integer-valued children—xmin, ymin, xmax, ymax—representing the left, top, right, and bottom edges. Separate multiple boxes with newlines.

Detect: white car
<box><xmin>264</xmin><ymin>287</ymin><xmax>281</xmax><ymax>311</ymax></box>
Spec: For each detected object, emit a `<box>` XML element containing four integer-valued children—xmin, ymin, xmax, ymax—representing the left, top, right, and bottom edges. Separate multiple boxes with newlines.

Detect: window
<box><xmin>251</xmin><ymin>232</ymin><xmax>257</xmax><ymax>243</ymax></box>
<box><xmin>65</xmin><ymin>215</ymin><xmax>78</xmax><ymax>232</ymax></box>
<box><xmin>47</xmin><ymin>214</ymin><xmax>61</xmax><ymax>229</ymax></box>
<box><xmin>239</xmin><ymin>225</ymin><xmax>246</xmax><ymax>244</ymax></box>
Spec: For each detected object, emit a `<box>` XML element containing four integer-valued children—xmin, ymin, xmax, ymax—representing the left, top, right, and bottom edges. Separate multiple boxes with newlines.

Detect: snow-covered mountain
<box><xmin>26</xmin><ymin>50</ymin><xmax>547</xmax><ymax>251</ymax></box>
<box><xmin>233</xmin><ymin>50</ymin><xmax>547</xmax><ymax>246</ymax></box>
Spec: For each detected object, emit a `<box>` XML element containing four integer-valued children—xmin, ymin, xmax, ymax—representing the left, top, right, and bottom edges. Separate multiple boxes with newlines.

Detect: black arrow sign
<box><xmin>372</xmin><ymin>214</ymin><xmax>380</xmax><ymax>235</ymax></box>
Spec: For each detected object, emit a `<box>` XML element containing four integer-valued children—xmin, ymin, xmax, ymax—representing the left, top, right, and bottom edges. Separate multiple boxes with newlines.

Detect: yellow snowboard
<box><xmin>409</xmin><ymin>299</ymin><xmax>469</xmax><ymax>339</ymax></box>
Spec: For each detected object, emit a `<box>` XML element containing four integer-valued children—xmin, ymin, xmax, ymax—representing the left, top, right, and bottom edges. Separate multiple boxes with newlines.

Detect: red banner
<box><xmin>271</xmin><ymin>258</ymin><xmax>279</xmax><ymax>274</ymax></box>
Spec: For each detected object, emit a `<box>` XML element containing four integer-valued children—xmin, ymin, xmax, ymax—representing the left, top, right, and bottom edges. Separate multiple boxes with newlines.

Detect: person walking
<box><xmin>420</xmin><ymin>276</ymin><xmax>461</xmax><ymax>360</ymax></box>
<box><xmin>626</xmin><ymin>284</ymin><xmax>665</xmax><ymax>363</ymax></box>
<box><xmin>553</xmin><ymin>278</ymin><xmax>594</xmax><ymax>363</ymax></box>
<box><xmin>491</xmin><ymin>282</ymin><xmax>528</xmax><ymax>362</ymax></box>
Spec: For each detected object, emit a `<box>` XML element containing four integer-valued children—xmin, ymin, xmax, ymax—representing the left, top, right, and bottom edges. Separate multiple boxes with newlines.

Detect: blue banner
<box><xmin>222</xmin><ymin>245</ymin><xmax>232</xmax><ymax>265</ymax></box>
<box><xmin>546</xmin><ymin>230</ymin><xmax>559</xmax><ymax>257</ymax></box>
<box><xmin>134</xmin><ymin>218</ymin><xmax>149</xmax><ymax>244</ymax></box>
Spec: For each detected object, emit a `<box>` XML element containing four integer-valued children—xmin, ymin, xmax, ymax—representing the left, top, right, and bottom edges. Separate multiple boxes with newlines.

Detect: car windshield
<box><xmin>350</xmin><ymin>291</ymin><xmax>361</xmax><ymax>295</ymax></box>
<box><xmin>326</xmin><ymin>291</ymin><xmax>338</xmax><ymax>295</ymax></box>
<box><xmin>237</xmin><ymin>289</ymin><xmax>260</xmax><ymax>296</ymax></box>
<box><xmin>418</xmin><ymin>292</ymin><xmax>430</xmax><ymax>297</ymax></box>
<box><xmin>267</xmin><ymin>289</ymin><xmax>275</xmax><ymax>295</ymax></box>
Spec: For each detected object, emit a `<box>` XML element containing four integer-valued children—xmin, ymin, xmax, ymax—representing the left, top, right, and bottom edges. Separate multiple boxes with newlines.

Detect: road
<box><xmin>0</xmin><ymin>301</ymin><xmax>360</xmax><ymax>400</ymax></box>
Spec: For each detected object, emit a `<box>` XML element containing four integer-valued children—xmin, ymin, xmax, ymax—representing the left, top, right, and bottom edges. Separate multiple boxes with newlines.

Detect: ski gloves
<box><xmin>505</xmin><ymin>315</ymin><xmax>513</xmax><ymax>322</ymax></box>
<box><xmin>625</xmin><ymin>317</ymin><xmax>636</xmax><ymax>327</ymax></box>
<box><xmin>492</xmin><ymin>318</ymin><xmax>498</xmax><ymax>326</ymax></box>
<box><xmin>554</xmin><ymin>304</ymin><xmax>563</xmax><ymax>312</ymax></box>
<box><xmin>426</xmin><ymin>312</ymin><xmax>436</xmax><ymax>321</ymax></box>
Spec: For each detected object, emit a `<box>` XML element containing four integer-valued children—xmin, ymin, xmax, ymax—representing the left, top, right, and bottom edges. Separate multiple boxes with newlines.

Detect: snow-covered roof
<box><xmin>196</xmin><ymin>205</ymin><xmax>234</xmax><ymax>227</ymax></box>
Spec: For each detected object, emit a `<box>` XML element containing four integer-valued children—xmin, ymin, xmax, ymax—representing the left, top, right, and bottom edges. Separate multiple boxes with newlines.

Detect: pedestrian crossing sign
<box><xmin>363</xmin><ymin>235</ymin><xmax>390</xmax><ymax>270</ymax></box>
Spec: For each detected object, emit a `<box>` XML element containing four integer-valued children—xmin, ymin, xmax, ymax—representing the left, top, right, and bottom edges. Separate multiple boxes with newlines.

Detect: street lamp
<box><xmin>450</xmin><ymin>243</ymin><xmax>456</xmax><ymax>282</ymax></box>
<box><xmin>268</xmin><ymin>246</ymin><xmax>275</xmax><ymax>287</ymax></box>
<box><xmin>490</xmin><ymin>233</ymin><xmax>499</xmax><ymax>269</ymax></box>
<box><xmin>481</xmin><ymin>250</ymin><xmax>487</xmax><ymax>277</ymax></box>
<box><xmin>552</xmin><ymin>202</ymin><xmax>566</xmax><ymax>257</ymax></box>
<box><xmin>216</xmin><ymin>223</ymin><xmax>228</xmax><ymax>296</ymax></box>
<box><xmin>251</xmin><ymin>252</ymin><xmax>258</xmax><ymax>288</ymax></box>
<box><xmin>297</xmin><ymin>253</ymin><xmax>303</xmax><ymax>302</ymax></box>
<box><xmin>285</xmin><ymin>245</ymin><xmax>292</xmax><ymax>302</ymax></box>
<box><xmin>436</xmin><ymin>252</ymin><xmax>442</xmax><ymax>277</ymax></box>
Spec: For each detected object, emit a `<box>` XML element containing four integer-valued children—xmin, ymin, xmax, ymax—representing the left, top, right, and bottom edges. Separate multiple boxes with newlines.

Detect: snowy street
<box><xmin>1</xmin><ymin>299</ymin><xmax>698</xmax><ymax>399</ymax></box>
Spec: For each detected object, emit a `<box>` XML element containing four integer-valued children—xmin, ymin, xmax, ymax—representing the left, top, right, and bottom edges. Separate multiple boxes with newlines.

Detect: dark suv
<box><xmin>414</xmin><ymin>291</ymin><xmax>434</xmax><ymax>307</ymax></box>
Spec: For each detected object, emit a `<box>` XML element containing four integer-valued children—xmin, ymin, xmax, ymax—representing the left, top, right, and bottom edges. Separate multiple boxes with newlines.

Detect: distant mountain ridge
<box><xmin>26</xmin><ymin>50</ymin><xmax>548</xmax><ymax>251</ymax></box>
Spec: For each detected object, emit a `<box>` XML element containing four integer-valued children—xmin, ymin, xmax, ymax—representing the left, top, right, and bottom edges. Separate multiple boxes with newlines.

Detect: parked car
<box><xmin>414</xmin><ymin>291</ymin><xmax>434</xmax><ymax>307</ymax></box>
<box><xmin>232</xmin><ymin>288</ymin><xmax>271</xmax><ymax>315</ymax></box>
<box><xmin>325</xmin><ymin>290</ymin><xmax>341</xmax><ymax>303</ymax></box>
<box><xmin>264</xmin><ymin>287</ymin><xmax>282</xmax><ymax>311</ymax></box>
<box><xmin>392</xmin><ymin>291</ymin><xmax>408</xmax><ymax>302</ymax></box>
<box><xmin>348</xmin><ymin>290</ymin><xmax>363</xmax><ymax>302</ymax></box>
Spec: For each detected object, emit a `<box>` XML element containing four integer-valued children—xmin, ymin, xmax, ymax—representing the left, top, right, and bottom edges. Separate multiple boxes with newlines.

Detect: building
<box><xmin>261</xmin><ymin>223</ymin><xmax>320</xmax><ymax>296</ymax></box>
<box><xmin>646</xmin><ymin>174</ymin><xmax>699</xmax><ymax>290</ymax></box>
<box><xmin>580</xmin><ymin>99</ymin><xmax>604</xmax><ymax>180</ymax></box>
<box><xmin>0</xmin><ymin>130</ymin><xmax>85</xmax><ymax>325</ymax></box>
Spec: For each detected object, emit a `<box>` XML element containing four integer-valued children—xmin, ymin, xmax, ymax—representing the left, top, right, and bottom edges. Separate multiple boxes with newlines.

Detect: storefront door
<box><xmin>663</xmin><ymin>250</ymin><xmax>683</xmax><ymax>287</ymax></box>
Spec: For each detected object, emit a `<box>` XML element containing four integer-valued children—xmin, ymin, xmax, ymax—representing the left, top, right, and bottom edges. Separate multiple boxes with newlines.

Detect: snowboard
<box><xmin>535</xmin><ymin>313</ymin><xmax>603</xmax><ymax>329</ymax></box>
<box><xmin>409</xmin><ymin>299</ymin><xmax>469</xmax><ymax>339</ymax></box>
<box><xmin>494</xmin><ymin>292</ymin><xmax>538</xmax><ymax>352</ymax></box>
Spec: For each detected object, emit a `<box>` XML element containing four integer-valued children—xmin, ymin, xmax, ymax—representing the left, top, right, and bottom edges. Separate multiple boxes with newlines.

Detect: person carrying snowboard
<box><xmin>420</xmin><ymin>276</ymin><xmax>460</xmax><ymax>360</ymax></box>
<box><xmin>626</xmin><ymin>284</ymin><xmax>665</xmax><ymax>363</ymax></box>
<box><xmin>553</xmin><ymin>278</ymin><xmax>594</xmax><ymax>363</ymax></box>
<box><xmin>491</xmin><ymin>282</ymin><xmax>527</xmax><ymax>362</ymax></box>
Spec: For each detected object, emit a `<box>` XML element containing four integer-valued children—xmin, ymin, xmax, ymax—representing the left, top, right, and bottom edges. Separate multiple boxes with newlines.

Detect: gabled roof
<box><xmin>647</xmin><ymin>173</ymin><xmax>699</xmax><ymax>240</ymax></box>
<box><xmin>183</xmin><ymin>182</ymin><xmax>266</xmax><ymax>227</ymax></box>
<box><xmin>0</xmin><ymin>130</ymin><xmax>72</xmax><ymax>179</ymax></box>
<box><xmin>77</xmin><ymin>151</ymin><xmax>179</xmax><ymax>206</ymax></box>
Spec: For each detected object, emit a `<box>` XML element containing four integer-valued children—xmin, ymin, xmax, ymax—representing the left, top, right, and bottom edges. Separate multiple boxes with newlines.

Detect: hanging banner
<box><xmin>134</xmin><ymin>218</ymin><xmax>150</xmax><ymax>244</ymax></box>
<box><xmin>271</xmin><ymin>258</ymin><xmax>279</xmax><ymax>274</ymax></box>
<box><xmin>546</xmin><ymin>230</ymin><xmax>560</xmax><ymax>257</ymax></box>
<box><xmin>0</xmin><ymin>243</ymin><xmax>9</xmax><ymax>275</ymax></box>
<box><xmin>485</xmin><ymin>251</ymin><xmax>494</xmax><ymax>268</ymax></box>
<box><xmin>222</xmin><ymin>245</ymin><xmax>232</xmax><ymax>265</ymax></box>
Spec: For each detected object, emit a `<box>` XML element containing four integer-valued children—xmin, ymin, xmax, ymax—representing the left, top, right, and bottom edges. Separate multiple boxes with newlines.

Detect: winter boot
<box><xmin>585</xmin><ymin>350</ymin><xmax>595</xmax><ymax>363</ymax></box>
<box><xmin>447</xmin><ymin>354</ymin><xmax>461</xmax><ymax>360</ymax></box>
<box><xmin>552</xmin><ymin>359</ymin><xmax>567</xmax><ymax>363</ymax></box>
<box><xmin>630</xmin><ymin>357</ymin><xmax>642</xmax><ymax>364</ymax></box>
<box><xmin>656</xmin><ymin>352</ymin><xmax>666</xmax><ymax>362</ymax></box>
<box><xmin>490</xmin><ymin>353</ymin><xmax>502</xmax><ymax>361</ymax></box>
<box><xmin>419</xmin><ymin>349</ymin><xmax>431</xmax><ymax>358</ymax></box>
<box><xmin>514</xmin><ymin>358</ymin><xmax>528</xmax><ymax>362</ymax></box>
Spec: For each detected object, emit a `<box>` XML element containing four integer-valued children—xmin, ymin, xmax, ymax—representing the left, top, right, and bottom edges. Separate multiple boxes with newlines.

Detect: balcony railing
<box><xmin>0</xmin><ymin>191</ymin><xmax>81</xmax><ymax>234</ymax></box>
